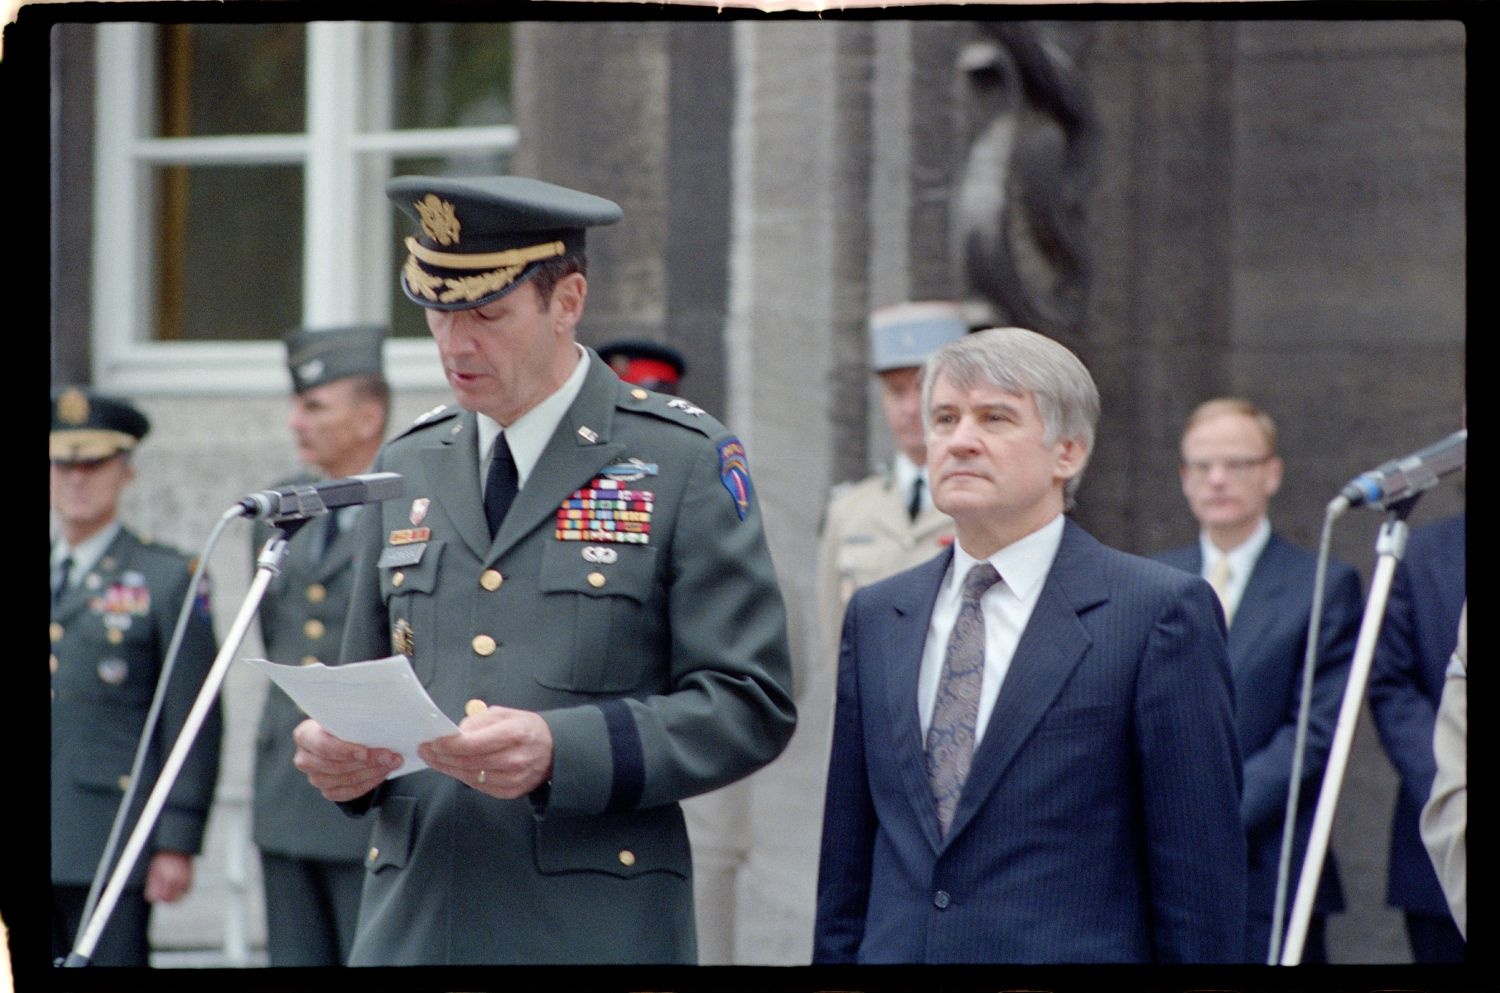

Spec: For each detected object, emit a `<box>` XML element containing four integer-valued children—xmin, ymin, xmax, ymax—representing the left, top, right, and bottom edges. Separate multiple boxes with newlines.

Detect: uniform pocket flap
<box><xmin>534</xmin><ymin>805</ymin><xmax>690</xmax><ymax>880</ymax></box>
<box><xmin>365</xmin><ymin>794</ymin><xmax>418</xmax><ymax>873</ymax></box>
<box><xmin>539</xmin><ymin>541</ymin><xmax>657</xmax><ymax>604</ymax></box>
<box><xmin>379</xmin><ymin>540</ymin><xmax>445</xmax><ymax>597</ymax></box>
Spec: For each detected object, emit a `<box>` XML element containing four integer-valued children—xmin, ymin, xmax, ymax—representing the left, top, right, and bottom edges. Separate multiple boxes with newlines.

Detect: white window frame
<box><xmin>92</xmin><ymin>21</ymin><xmax>518</xmax><ymax>396</ymax></box>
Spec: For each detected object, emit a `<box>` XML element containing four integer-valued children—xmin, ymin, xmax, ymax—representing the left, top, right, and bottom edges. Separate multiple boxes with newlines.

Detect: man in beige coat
<box><xmin>815</xmin><ymin>301</ymin><xmax>968</xmax><ymax>666</ymax></box>
<box><xmin>1421</xmin><ymin>601</ymin><xmax>1467</xmax><ymax>938</ymax></box>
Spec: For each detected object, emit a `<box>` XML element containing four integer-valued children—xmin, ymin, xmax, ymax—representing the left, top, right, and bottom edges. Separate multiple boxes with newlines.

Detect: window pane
<box><xmin>154</xmin><ymin>164</ymin><xmax>303</xmax><ymax>341</ymax></box>
<box><xmin>155</xmin><ymin>24</ymin><xmax>306</xmax><ymax>136</ymax></box>
<box><xmin>384</xmin><ymin>23</ymin><xmax>513</xmax><ymax>130</ymax></box>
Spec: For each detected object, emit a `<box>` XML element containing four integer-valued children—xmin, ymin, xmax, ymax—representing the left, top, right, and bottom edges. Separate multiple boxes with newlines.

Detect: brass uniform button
<box><xmin>480</xmin><ymin>569</ymin><xmax>503</xmax><ymax>591</ymax></box>
<box><xmin>472</xmin><ymin>634</ymin><xmax>496</xmax><ymax>657</ymax></box>
<box><xmin>392</xmin><ymin>571</ymin><xmax>406</xmax><ymax>587</ymax></box>
<box><xmin>367</xmin><ymin>846</ymin><xmax>379</xmax><ymax>865</ymax></box>
<box><xmin>107</xmin><ymin>629</ymin><xmax>124</xmax><ymax>645</ymax></box>
<box><xmin>301</xmin><ymin>655</ymin><xmax>320</xmax><ymax>667</ymax></box>
<box><xmin>587</xmin><ymin>572</ymin><xmax>607</xmax><ymax>589</ymax></box>
<box><xmin>50</xmin><ymin>623</ymin><xmax>64</xmax><ymax>642</ymax></box>
<box><xmin>304</xmin><ymin>619</ymin><xmax>325</xmax><ymax>641</ymax></box>
<box><xmin>618</xmin><ymin>850</ymin><xmax>636</xmax><ymax>867</ymax></box>
<box><xmin>50</xmin><ymin>655</ymin><xmax>59</xmax><ymax>674</ymax></box>
<box><xmin>465</xmin><ymin>698</ymin><xmax>488</xmax><ymax>717</ymax></box>
<box><xmin>306</xmin><ymin>583</ymin><xmax>327</xmax><ymax>604</ymax></box>
<box><xmin>631</xmin><ymin>388</ymin><xmax>649</xmax><ymax>401</ymax></box>
<box><xmin>118</xmin><ymin>775</ymin><xmax>131</xmax><ymax>792</ymax></box>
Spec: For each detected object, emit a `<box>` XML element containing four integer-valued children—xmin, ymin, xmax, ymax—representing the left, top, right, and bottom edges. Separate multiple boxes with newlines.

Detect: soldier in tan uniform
<box><xmin>815</xmin><ymin>302</ymin><xmax>968</xmax><ymax>666</ymax></box>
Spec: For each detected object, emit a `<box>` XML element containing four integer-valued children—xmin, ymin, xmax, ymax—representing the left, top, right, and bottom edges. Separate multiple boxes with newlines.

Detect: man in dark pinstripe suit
<box><xmin>814</xmin><ymin>328</ymin><xmax>1246</xmax><ymax>963</ymax></box>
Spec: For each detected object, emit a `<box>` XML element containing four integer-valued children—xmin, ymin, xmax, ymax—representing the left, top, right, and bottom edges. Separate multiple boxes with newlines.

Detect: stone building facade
<box><xmin>37</xmin><ymin>11</ymin><xmax>1465</xmax><ymax>967</ymax></box>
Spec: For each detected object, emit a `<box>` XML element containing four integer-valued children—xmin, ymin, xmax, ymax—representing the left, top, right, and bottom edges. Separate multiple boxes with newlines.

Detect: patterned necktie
<box><xmin>1207</xmin><ymin>555</ymin><xmax>1233</xmax><ymax>624</ymax></box>
<box><xmin>907</xmin><ymin>475</ymin><xmax>924</xmax><ymax>521</ymax></box>
<box><xmin>484</xmin><ymin>433</ymin><xmax>519</xmax><ymax>538</ymax></box>
<box><xmin>926</xmin><ymin>561</ymin><xmax>1001</xmax><ymax>838</ymax></box>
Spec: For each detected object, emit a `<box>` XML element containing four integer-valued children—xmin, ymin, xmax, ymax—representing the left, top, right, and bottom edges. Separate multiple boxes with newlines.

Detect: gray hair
<box><xmin>922</xmin><ymin>327</ymin><xmax>1100</xmax><ymax>506</ymax></box>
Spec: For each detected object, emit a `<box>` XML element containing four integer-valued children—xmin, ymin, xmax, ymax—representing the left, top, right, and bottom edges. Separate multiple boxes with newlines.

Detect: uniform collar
<box><xmin>476</xmin><ymin>343</ymin><xmax>590</xmax><ymax>488</ymax></box>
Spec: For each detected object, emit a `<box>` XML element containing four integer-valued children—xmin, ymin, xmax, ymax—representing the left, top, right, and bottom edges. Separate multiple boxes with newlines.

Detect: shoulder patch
<box><xmin>718</xmin><ymin>437</ymin><xmax>753</xmax><ymax>521</ymax></box>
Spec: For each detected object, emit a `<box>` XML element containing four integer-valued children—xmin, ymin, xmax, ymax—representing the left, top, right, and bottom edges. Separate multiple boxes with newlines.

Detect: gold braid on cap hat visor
<box><xmin>403</xmin><ymin>237</ymin><xmax>568</xmax><ymax>305</ymax></box>
<box><xmin>50</xmin><ymin>430</ymin><xmax>138</xmax><ymax>462</ymax></box>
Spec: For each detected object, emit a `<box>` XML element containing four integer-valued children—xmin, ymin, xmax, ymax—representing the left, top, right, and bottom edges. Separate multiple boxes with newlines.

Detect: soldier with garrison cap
<box><xmin>291</xmin><ymin>175</ymin><xmax>797</xmax><ymax>965</ymax></box>
<box><xmin>250</xmin><ymin>325</ymin><xmax>390</xmax><ymax>966</ymax></box>
<box><xmin>50</xmin><ymin>388</ymin><xmax>222</xmax><ymax>966</ymax></box>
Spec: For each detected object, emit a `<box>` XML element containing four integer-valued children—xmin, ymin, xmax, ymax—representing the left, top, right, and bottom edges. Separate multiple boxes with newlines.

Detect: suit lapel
<box><xmin>1226</xmin><ymin>534</ymin><xmax>1288</xmax><ymax>660</ymax></box>
<box><xmin>946</xmin><ymin>520</ymin><xmax>1107</xmax><ymax>843</ymax></box>
<box><xmin>315</xmin><ymin>515</ymin><xmax>357</xmax><ymax>582</ymax></box>
<box><xmin>879</xmin><ymin>549</ymin><xmax>952</xmax><ymax>850</ymax></box>
<box><xmin>487</xmin><ymin>356</ymin><xmax>628</xmax><ymax>564</ymax></box>
<box><xmin>52</xmin><ymin>530</ymin><xmax>132</xmax><ymax>623</ymax></box>
<box><xmin>419</xmin><ymin>410</ymin><xmax>491</xmax><ymax>560</ymax></box>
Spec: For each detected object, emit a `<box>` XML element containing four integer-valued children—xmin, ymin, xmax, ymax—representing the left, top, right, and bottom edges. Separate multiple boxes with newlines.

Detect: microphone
<box><xmin>237</xmin><ymin>472</ymin><xmax>406</xmax><ymax>521</ymax></box>
<box><xmin>1333</xmin><ymin>429</ymin><xmax>1466</xmax><ymax>513</ymax></box>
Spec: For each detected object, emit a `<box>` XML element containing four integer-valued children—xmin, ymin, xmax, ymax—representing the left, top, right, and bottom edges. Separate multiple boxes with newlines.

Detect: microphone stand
<box><xmin>62</xmin><ymin>516</ymin><xmax>307</xmax><ymax>967</ymax></box>
<box><xmin>1279</xmin><ymin>494</ymin><xmax>1419</xmax><ymax>964</ymax></box>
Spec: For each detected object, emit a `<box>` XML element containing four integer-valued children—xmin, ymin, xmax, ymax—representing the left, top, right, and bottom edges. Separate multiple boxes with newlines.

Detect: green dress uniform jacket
<box><xmin>251</xmin><ymin>490</ymin><xmax>373</xmax><ymax>861</ymax></box>
<box><xmin>338</xmin><ymin>352</ymin><xmax>797</xmax><ymax>965</ymax></box>
<box><xmin>50</xmin><ymin>528</ymin><xmax>222</xmax><ymax>888</ymax></box>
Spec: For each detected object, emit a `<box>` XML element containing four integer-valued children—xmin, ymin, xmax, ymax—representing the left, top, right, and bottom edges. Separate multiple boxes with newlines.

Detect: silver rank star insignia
<box><xmin>667</xmin><ymin>398</ymin><xmax>705</xmax><ymax>417</ymax></box>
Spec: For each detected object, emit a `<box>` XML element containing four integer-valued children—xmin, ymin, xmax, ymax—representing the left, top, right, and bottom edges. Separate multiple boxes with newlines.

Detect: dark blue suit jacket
<box><xmin>1156</xmin><ymin>533</ymin><xmax>1363</xmax><ymax>957</ymax></box>
<box><xmin>1369</xmin><ymin>512</ymin><xmax>1466</xmax><ymax>916</ymax></box>
<box><xmin>814</xmin><ymin>519</ymin><xmax>1247</xmax><ymax>963</ymax></box>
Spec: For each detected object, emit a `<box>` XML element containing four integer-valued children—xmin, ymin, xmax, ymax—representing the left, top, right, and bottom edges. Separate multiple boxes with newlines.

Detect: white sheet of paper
<box><xmin>244</xmin><ymin>654</ymin><xmax>459</xmax><ymax>778</ymax></box>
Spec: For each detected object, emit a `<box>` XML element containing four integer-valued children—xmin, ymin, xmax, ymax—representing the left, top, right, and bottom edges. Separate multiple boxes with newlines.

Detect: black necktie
<box><xmin>52</xmin><ymin>555</ymin><xmax>73</xmax><ymax>607</ymax></box>
<box><xmin>484</xmin><ymin>434</ymin><xmax>519</xmax><ymax>538</ymax></box>
<box><xmin>908</xmin><ymin>475</ymin><xmax>924</xmax><ymax>521</ymax></box>
<box><xmin>321</xmin><ymin>509</ymin><xmax>341</xmax><ymax>559</ymax></box>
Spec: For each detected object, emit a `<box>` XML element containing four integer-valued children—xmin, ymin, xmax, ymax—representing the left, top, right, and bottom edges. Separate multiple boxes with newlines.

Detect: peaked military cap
<box><xmin>597</xmin><ymin>338</ymin><xmax>687</xmax><ymax>392</ymax></box>
<box><xmin>283</xmin><ymin>323</ymin><xmax>388</xmax><ymax>394</ymax></box>
<box><xmin>387</xmin><ymin>175</ymin><xmax>623</xmax><ymax>312</ymax></box>
<box><xmin>50</xmin><ymin>387</ymin><xmax>150</xmax><ymax>463</ymax></box>
<box><xmin>868</xmin><ymin>301</ymin><xmax>969</xmax><ymax>372</ymax></box>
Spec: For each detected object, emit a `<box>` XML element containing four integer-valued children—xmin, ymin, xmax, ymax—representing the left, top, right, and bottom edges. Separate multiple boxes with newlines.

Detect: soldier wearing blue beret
<box><xmin>250</xmin><ymin>325</ymin><xmax>390</xmax><ymax>965</ymax></box>
<box><xmin>291</xmin><ymin>175</ymin><xmax>797</xmax><ymax>964</ymax></box>
<box><xmin>50</xmin><ymin>388</ymin><xmax>222</xmax><ymax>966</ymax></box>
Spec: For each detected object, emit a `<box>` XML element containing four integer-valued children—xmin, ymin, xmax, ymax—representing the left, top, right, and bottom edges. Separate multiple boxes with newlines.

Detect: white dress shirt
<box><xmin>891</xmin><ymin>451</ymin><xmax>931</xmax><ymax>517</ymax></box>
<box><xmin>1198</xmin><ymin>516</ymin><xmax>1271</xmax><ymax>625</ymax></box>
<box><xmin>917</xmin><ymin>513</ymin><xmax>1065</xmax><ymax>745</ymax></box>
<box><xmin>51</xmin><ymin>521</ymin><xmax>122</xmax><ymax>595</ymax></box>
<box><xmin>476</xmin><ymin>344</ymin><xmax>590</xmax><ymax>490</ymax></box>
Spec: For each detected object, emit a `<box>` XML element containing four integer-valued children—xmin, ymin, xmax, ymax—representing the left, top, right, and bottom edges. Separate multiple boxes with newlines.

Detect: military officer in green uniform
<box><xmin>50</xmin><ymin>388</ymin><xmax>222</xmax><ymax>966</ymax></box>
<box><xmin>250</xmin><ymin>325</ymin><xmax>390</xmax><ymax>965</ymax></box>
<box><xmin>291</xmin><ymin>175</ymin><xmax>797</xmax><ymax>964</ymax></box>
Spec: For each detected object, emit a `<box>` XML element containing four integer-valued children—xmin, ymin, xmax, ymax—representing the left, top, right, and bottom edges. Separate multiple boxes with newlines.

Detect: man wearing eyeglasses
<box><xmin>1154</xmin><ymin>397</ymin><xmax>1363</xmax><ymax>963</ymax></box>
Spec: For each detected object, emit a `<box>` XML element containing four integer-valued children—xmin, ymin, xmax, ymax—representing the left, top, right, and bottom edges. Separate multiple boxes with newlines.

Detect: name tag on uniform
<box><xmin>388</xmin><ymin>527</ymin><xmax>431</xmax><ymax>545</ymax></box>
<box><xmin>377</xmin><ymin>544</ymin><xmax>427</xmax><ymax>568</ymax></box>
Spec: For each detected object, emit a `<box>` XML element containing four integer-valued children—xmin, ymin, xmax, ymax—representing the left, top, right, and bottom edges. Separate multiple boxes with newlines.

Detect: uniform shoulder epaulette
<box><xmin>391</xmin><ymin>403</ymin><xmax>459</xmax><ymax>441</ymax></box>
<box><xmin>616</xmin><ymin>388</ymin><xmax>722</xmax><ymax>438</ymax></box>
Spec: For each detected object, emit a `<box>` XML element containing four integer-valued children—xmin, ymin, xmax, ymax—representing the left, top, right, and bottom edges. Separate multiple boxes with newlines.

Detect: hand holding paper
<box><xmin>246</xmin><ymin>654</ymin><xmax>459</xmax><ymax>780</ymax></box>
